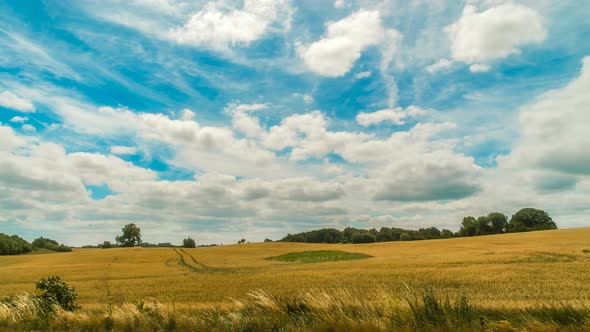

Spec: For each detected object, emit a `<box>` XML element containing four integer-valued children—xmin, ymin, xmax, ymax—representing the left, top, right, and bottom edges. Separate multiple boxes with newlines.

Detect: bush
<box><xmin>0</xmin><ymin>233</ymin><xmax>33</xmax><ymax>255</ymax></box>
<box><xmin>182</xmin><ymin>237</ymin><xmax>196</xmax><ymax>248</ymax></box>
<box><xmin>35</xmin><ymin>276</ymin><xmax>79</xmax><ymax>312</ymax></box>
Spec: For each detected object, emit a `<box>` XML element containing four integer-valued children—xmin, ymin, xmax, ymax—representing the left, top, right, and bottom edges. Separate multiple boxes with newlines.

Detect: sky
<box><xmin>0</xmin><ymin>0</ymin><xmax>589</xmax><ymax>246</ymax></box>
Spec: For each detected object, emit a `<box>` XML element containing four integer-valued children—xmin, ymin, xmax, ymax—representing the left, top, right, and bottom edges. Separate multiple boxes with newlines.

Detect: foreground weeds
<box><xmin>1</xmin><ymin>287</ymin><xmax>589</xmax><ymax>331</ymax></box>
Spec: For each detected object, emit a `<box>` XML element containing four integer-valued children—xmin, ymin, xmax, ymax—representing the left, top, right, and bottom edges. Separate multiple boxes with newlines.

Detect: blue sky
<box><xmin>0</xmin><ymin>0</ymin><xmax>589</xmax><ymax>246</ymax></box>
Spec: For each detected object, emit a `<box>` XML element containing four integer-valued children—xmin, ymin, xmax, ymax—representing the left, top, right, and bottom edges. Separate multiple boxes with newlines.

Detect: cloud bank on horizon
<box><xmin>0</xmin><ymin>0</ymin><xmax>588</xmax><ymax>246</ymax></box>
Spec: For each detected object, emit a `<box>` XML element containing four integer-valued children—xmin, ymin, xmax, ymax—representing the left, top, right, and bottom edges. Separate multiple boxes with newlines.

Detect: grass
<box><xmin>266</xmin><ymin>250</ymin><xmax>372</xmax><ymax>263</ymax></box>
<box><xmin>1</xmin><ymin>228</ymin><xmax>590</xmax><ymax>330</ymax></box>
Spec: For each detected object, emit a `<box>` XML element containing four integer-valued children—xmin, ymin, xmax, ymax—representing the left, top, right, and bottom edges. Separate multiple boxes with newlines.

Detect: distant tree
<box><xmin>441</xmin><ymin>229</ymin><xmax>455</xmax><ymax>238</ymax></box>
<box><xmin>476</xmin><ymin>216</ymin><xmax>494</xmax><ymax>235</ymax></box>
<box><xmin>508</xmin><ymin>208</ymin><xmax>557</xmax><ymax>232</ymax></box>
<box><xmin>459</xmin><ymin>216</ymin><xmax>478</xmax><ymax>237</ymax></box>
<box><xmin>351</xmin><ymin>232</ymin><xmax>376</xmax><ymax>244</ymax></box>
<box><xmin>101</xmin><ymin>241</ymin><xmax>113</xmax><ymax>249</ymax></box>
<box><xmin>32</xmin><ymin>236</ymin><xmax>72</xmax><ymax>252</ymax></box>
<box><xmin>157</xmin><ymin>242</ymin><xmax>174</xmax><ymax>248</ymax></box>
<box><xmin>487</xmin><ymin>212</ymin><xmax>508</xmax><ymax>234</ymax></box>
<box><xmin>182</xmin><ymin>237</ymin><xmax>196</xmax><ymax>248</ymax></box>
<box><xmin>0</xmin><ymin>233</ymin><xmax>33</xmax><ymax>255</ymax></box>
<box><xmin>238</xmin><ymin>238</ymin><xmax>246</xmax><ymax>244</ymax></box>
<box><xmin>115</xmin><ymin>223</ymin><xmax>141</xmax><ymax>247</ymax></box>
<box><xmin>264</xmin><ymin>238</ymin><xmax>273</xmax><ymax>242</ymax></box>
<box><xmin>399</xmin><ymin>232</ymin><xmax>411</xmax><ymax>241</ymax></box>
<box><xmin>418</xmin><ymin>227</ymin><xmax>442</xmax><ymax>239</ymax></box>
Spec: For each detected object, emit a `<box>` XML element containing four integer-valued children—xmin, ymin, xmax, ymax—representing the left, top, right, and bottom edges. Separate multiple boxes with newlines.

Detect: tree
<box><xmin>351</xmin><ymin>232</ymin><xmax>376</xmax><ymax>244</ymax></box>
<box><xmin>32</xmin><ymin>236</ymin><xmax>72</xmax><ymax>252</ymax></box>
<box><xmin>183</xmin><ymin>237</ymin><xmax>196</xmax><ymax>248</ymax></box>
<box><xmin>238</xmin><ymin>238</ymin><xmax>246</xmax><ymax>244</ymax></box>
<box><xmin>115</xmin><ymin>223</ymin><xmax>141</xmax><ymax>247</ymax></box>
<box><xmin>264</xmin><ymin>238</ymin><xmax>273</xmax><ymax>242</ymax></box>
<box><xmin>101</xmin><ymin>241</ymin><xmax>113</xmax><ymax>249</ymax></box>
<box><xmin>441</xmin><ymin>229</ymin><xmax>455</xmax><ymax>238</ymax></box>
<box><xmin>459</xmin><ymin>216</ymin><xmax>478</xmax><ymax>237</ymax></box>
<box><xmin>400</xmin><ymin>232</ymin><xmax>411</xmax><ymax>241</ymax></box>
<box><xmin>487</xmin><ymin>212</ymin><xmax>508</xmax><ymax>234</ymax></box>
<box><xmin>476</xmin><ymin>216</ymin><xmax>494</xmax><ymax>235</ymax></box>
<box><xmin>0</xmin><ymin>233</ymin><xmax>33</xmax><ymax>255</ymax></box>
<box><xmin>508</xmin><ymin>208</ymin><xmax>557</xmax><ymax>232</ymax></box>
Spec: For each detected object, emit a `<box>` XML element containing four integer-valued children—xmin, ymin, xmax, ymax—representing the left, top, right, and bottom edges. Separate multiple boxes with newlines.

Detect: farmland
<box><xmin>1</xmin><ymin>228</ymin><xmax>590</xmax><ymax>330</ymax></box>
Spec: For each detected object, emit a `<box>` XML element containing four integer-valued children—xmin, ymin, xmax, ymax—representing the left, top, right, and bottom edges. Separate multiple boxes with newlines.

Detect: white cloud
<box><xmin>355</xmin><ymin>71</ymin><xmax>372</xmax><ymax>79</ymax></box>
<box><xmin>110</xmin><ymin>146</ymin><xmax>137</xmax><ymax>155</ymax></box>
<box><xmin>469</xmin><ymin>63</ymin><xmax>490</xmax><ymax>72</ymax></box>
<box><xmin>21</xmin><ymin>124</ymin><xmax>35</xmax><ymax>132</ymax></box>
<box><xmin>9</xmin><ymin>116</ymin><xmax>28</xmax><ymax>123</ymax></box>
<box><xmin>0</xmin><ymin>91</ymin><xmax>35</xmax><ymax>112</ymax></box>
<box><xmin>334</xmin><ymin>0</ymin><xmax>345</xmax><ymax>9</ymax></box>
<box><xmin>356</xmin><ymin>106</ymin><xmax>430</xmax><ymax>126</ymax></box>
<box><xmin>179</xmin><ymin>108</ymin><xmax>195</xmax><ymax>120</ymax></box>
<box><xmin>168</xmin><ymin>0</ymin><xmax>291</xmax><ymax>49</ymax></box>
<box><xmin>445</xmin><ymin>4</ymin><xmax>546</xmax><ymax>68</ymax></box>
<box><xmin>298</xmin><ymin>10</ymin><xmax>400</xmax><ymax>77</ymax></box>
<box><xmin>500</xmin><ymin>56</ymin><xmax>590</xmax><ymax>176</ymax></box>
<box><xmin>373</xmin><ymin>151</ymin><xmax>482</xmax><ymax>201</ymax></box>
<box><xmin>426</xmin><ymin>59</ymin><xmax>453</xmax><ymax>73</ymax></box>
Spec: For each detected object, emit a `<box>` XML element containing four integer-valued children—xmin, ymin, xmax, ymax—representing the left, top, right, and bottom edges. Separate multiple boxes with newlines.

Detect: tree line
<box><xmin>0</xmin><ymin>234</ymin><xmax>72</xmax><ymax>255</ymax></box>
<box><xmin>280</xmin><ymin>208</ymin><xmax>557</xmax><ymax>244</ymax></box>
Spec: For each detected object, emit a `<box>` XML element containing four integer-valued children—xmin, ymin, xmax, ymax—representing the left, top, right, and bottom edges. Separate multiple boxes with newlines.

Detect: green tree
<box><xmin>508</xmin><ymin>208</ymin><xmax>557</xmax><ymax>232</ymax></box>
<box><xmin>182</xmin><ymin>237</ymin><xmax>196</xmax><ymax>248</ymax></box>
<box><xmin>101</xmin><ymin>241</ymin><xmax>113</xmax><ymax>249</ymax></box>
<box><xmin>32</xmin><ymin>236</ymin><xmax>72</xmax><ymax>252</ymax></box>
<box><xmin>351</xmin><ymin>232</ymin><xmax>376</xmax><ymax>243</ymax></box>
<box><xmin>115</xmin><ymin>223</ymin><xmax>142</xmax><ymax>247</ymax></box>
<box><xmin>400</xmin><ymin>232</ymin><xmax>411</xmax><ymax>241</ymax></box>
<box><xmin>264</xmin><ymin>238</ymin><xmax>273</xmax><ymax>242</ymax></box>
<box><xmin>476</xmin><ymin>216</ymin><xmax>494</xmax><ymax>235</ymax></box>
<box><xmin>459</xmin><ymin>216</ymin><xmax>478</xmax><ymax>237</ymax></box>
<box><xmin>441</xmin><ymin>229</ymin><xmax>455</xmax><ymax>238</ymax></box>
<box><xmin>487</xmin><ymin>212</ymin><xmax>508</xmax><ymax>234</ymax></box>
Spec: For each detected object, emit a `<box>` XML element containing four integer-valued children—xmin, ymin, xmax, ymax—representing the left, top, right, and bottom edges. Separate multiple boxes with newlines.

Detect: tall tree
<box><xmin>487</xmin><ymin>212</ymin><xmax>508</xmax><ymax>234</ymax></box>
<box><xmin>459</xmin><ymin>216</ymin><xmax>478</xmax><ymax>236</ymax></box>
<box><xmin>115</xmin><ymin>223</ymin><xmax>142</xmax><ymax>247</ymax></box>
<box><xmin>182</xmin><ymin>237</ymin><xmax>196</xmax><ymax>248</ymax></box>
<box><xmin>508</xmin><ymin>208</ymin><xmax>557</xmax><ymax>232</ymax></box>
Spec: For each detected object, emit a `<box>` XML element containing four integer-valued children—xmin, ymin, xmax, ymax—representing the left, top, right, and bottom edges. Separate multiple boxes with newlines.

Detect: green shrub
<box><xmin>36</xmin><ymin>276</ymin><xmax>79</xmax><ymax>312</ymax></box>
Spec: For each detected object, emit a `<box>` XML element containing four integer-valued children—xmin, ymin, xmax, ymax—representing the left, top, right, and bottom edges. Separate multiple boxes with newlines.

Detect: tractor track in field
<box><xmin>172</xmin><ymin>248</ymin><xmax>241</xmax><ymax>274</ymax></box>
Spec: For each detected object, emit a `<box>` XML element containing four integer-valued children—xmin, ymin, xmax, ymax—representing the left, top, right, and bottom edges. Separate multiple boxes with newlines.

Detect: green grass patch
<box><xmin>266</xmin><ymin>250</ymin><xmax>372</xmax><ymax>263</ymax></box>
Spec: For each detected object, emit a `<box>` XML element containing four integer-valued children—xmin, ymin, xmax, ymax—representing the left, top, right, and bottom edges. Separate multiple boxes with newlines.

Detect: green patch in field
<box><xmin>266</xmin><ymin>250</ymin><xmax>372</xmax><ymax>263</ymax></box>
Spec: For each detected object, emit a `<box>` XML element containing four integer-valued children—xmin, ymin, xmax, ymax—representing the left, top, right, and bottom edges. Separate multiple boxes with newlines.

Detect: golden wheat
<box><xmin>1</xmin><ymin>228</ymin><xmax>589</xmax><ymax>312</ymax></box>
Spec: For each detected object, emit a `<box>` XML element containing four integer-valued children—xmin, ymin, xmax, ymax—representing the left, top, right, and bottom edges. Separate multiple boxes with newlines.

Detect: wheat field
<box><xmin>1</xmin><ymin>228</ymin><xmax>590</xmax><ymax>330</ymax></box>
